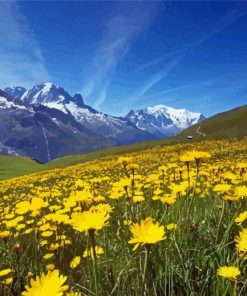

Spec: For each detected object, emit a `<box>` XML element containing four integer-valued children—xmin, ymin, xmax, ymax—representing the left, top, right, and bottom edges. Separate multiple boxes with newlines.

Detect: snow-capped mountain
<box><xmin>5</xmin><ymin>83</ymin><xmax>155</xmax><ymax>145</ymax></box>
<box><xmin>125</xmin><ymin>104</ymin><xmax>206</xmax><ymax>137</ymax></box>
<box><xmin>2</xmin><ymin>82</ymin><xmax>206</xmax><ymax>162</ymax></box>
<box><xmin>5</xmin><ymin>83</ymin><xmax>85</xmax><ymax>107</ymax></box>
<box><xmin>4</xmin><ymin>87</ymin><xmax>27</xmax><ymax>101</ymax></box>
<box><xmin>0</xmin><ymin>89</ymin><xmax>116</xmax><ymax>162</ymax></box>
<box><xmin>0</xmin><ymin>89</ymin><xmax>27</xmax><ymax>110</ymax></box>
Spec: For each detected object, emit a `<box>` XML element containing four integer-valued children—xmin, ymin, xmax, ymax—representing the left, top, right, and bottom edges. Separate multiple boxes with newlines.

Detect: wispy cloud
<box><xmin>81</xmin><ymin>2</ymin><xmax>160</xmax><ymax>110</ymax></box>
<box><xmin>0</xmin><ymin>1</ymin><xmax>50</xmax><ymax>89</ymax></box>
<box><xmin>133</xmin><ymin>80</ymin><xmax>214</xmax><ymax>104</ymax></box>
<box><xmin>133</xmin><ymin>56</ymin><xmax>184</xmax><ymax>98</ymax></box>
<box><xmin>135</xmin><ymin>49</ymin><xmax>186</xmax><ymax>72</ymax></box>
<box><xmin>121</xmin><ymin>7</ymin><xmax>247</xmax><ymax>113</ymax></box>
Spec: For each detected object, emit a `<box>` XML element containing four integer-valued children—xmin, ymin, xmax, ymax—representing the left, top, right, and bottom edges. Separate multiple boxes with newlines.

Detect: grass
<box><xmin>178</xmin><ymin>105</ymin><xmax>247</xmax><ymax>140</ymax></box>
<box><xmin>0</xmin><ymin>155</ymin><xmax>42</xmax><ymax>180</ymax></box>
<box><xmin>0</xmin><ymin>137</ymin><xmax>178</xmax><ymax>180</ymax></box>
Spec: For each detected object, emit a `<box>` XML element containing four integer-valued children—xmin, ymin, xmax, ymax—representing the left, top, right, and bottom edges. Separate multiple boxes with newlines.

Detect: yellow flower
<box><xmin>160</xmin><ymin>196</ymin><xmax>176</xmax><ymax>205</ymax></box>
<box><xmin>30</xmin><ymin>197</ymin><xmax>46</xmax><ymax>211</ymax></box>
<box><xmin>235</xmin><ymin>228</ymin><xmax>247</xmax><ymax>258</ymax></box>
<box><xmin>214</xmin><ymin>184</ymin><xmax>231</xmax><ymax>193</ymax></box>
<box><xmin>43</xmin><ymin>253</ymin><xmax>54</xmax><ymax>260</ymax></box>
<box><xmin>123</xmin><ymin>220</ymin><xmax>133</xmax><ymax>226</ymax></box>
<box><xmin>70</xmin><ymin>256</ymin><xmax>81</xmax><ymax>269</ymax></box>
<box><xmin>128</xmin><ymin>217</ymin><xmax>166</xmax><ymax>250</ymax></box>
<box><xmin>15</xmin><ymin>201</ymin><xmax>30</xmax><ymax>215</ymax></box>
<box><xmin>217</xmin><ymin>266</ymin><xmax>240</xmax><ymax>281</ymax></box>
<box><xmin>3</xmin><ymin>277</ymin><xmax>13</xmax><ymax>285</ymax></box>
<box><xmin>70</xmin><ymin>211</ymin><xmax>109</xmax><ymax>233</ymax></box>
<box><xmin>133</xmin><ymin>195</ymin><xmax>145</xmax><ymax>203</ymax></box>
<box><xmin>117</xmin><ymin>156</ymin><xmax>131</xmax><ymax>164</ymax></box>
<box><xmin>66</xmin><ymin>291</ymin><xmax>83</xmax><ymax>296</ymax></box>
<box><xmin>0</xmin><ymin>230</ymin><xmax>10</xmax><ymax>239</ymax></box>
<box><xmin>83</xmin><ymin>246</ymin><xmax>104</xmax><ymax>259</ymax></box>
<box><xmin>234</xmin><ymin>186</ymin><xmax>247</xmax><ymax>197</ymax></box>
<box><xmin>0</xmin><ymin>268</ymin><xmax>12</xmax><ymax>277</ymax></box>
<box><xmin>49</xmin><ymin>243</ymin><xmax>60</xmax><ymax>252</ymax></box>
<box><xmin>22</xmin><ymin>269</ymin><xmax>68</xmax><ymax>296</ymax></box>
<box><xmin>235</xmin><ymin>211</ymin><xmax>247</xmax><ymax>224</ymax></box>
<box><xmin>41</xmin><ymin>231</ymin><xmax>53</xmax><ymax>237</ymax></box>
<box><xmin>166</xmin><ymin>223</ymin><xmax>177</xmax><ymax>230</ymax></box>
<box><xmin>180</xmin><ymin>151</ymin><xmax>211</xmax><ymax>163</ymax></box>
<box><xmin>46</xmin><ymin>264</ymin><xmax>55</xmax><ymax>271</ymax></box>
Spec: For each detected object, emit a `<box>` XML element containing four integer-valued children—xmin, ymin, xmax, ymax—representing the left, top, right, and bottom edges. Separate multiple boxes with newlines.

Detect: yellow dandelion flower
<box><xmin>70</xmin><ymin>211</ymin><xmax>109</xmax><ymax>233</ymax></box>
<box><xmin>234</xmin><ymin>186</ymin><xmax>247</xmax><ymax>197</ymax></box>
<box><xmin>66</xmin><ymin>291</ymin><xmax>84</xmax><ymax>296</ymax></box>
<box><xmin>166</xmin><ymin>223</ymin><xmax>177</xmax><ymax>230</ymax></box>
<box><xmin>0</xmin><ymin>268</ymin><xmax>12</xmax><ymax>277</ymax></box>
<box><xmin>117</xmin><ymin>156</ymin><xmax>131</xmax><ymax>164</ymax></box>
<box><xmin>22</xmin><ymin>269</ymin><xmax>68</xmax><ymax>296</ymax></box>
<box><xmin>235</xmin><ymin>228</ymin><xmax>247</xmax><ymax>258</ymax></box>
<box><xmin>128</xmin><ymin>217</ymin><xmax>166</xmax><ymax>250</ymax></box>
<box><xmin>217</xmin><ymin>266</ymin><xmax>240</xmax><ymax>281</ymax></box>
<box><xmin>123</xmin><ymin>220</ymin><xmax>132</xmax><ymax>226</ymax></box>
<box><xmin>3</xmin><ymin>277</ymin><xmax>13</xmax><ymax>285</ymax></box>
<box><xmin>70</xmin><ymin>256</ymin><xmax>81</xmax><ymax>269</ymax></box>
<box><xmin>160</xmin><ymin>196</ymin><xmax>176</xmax><ymax>205</ymax></box>
<box><xmin>43</xmin><ymin>253</ymin><xmax>54</xmax><ymax>260</ymax></box>
<box><xmin>133</xmin><ymin>195</ymin><xmax>145</xmax><ymax>203</ymax></box>
<box><xmin>180</xmin><ymin>151</ymin><xmax>211</xmax><ymax>163</ymax></box>
<box><xmin>235</xmin><ymin>211</ymin><xmax>247</xmax><ymax>224</ymax></box>
<box><xmin>83</xmin><ymin>246</ymin><xmax>104</xmax><ymax>259</ymax></box>
<box><xmin>41</xmin><ymin>231</ymin><xmax>53</xmax><ymax>237</ymax></box>
<box><xmin>214</xmin><ymin>184</ymin><xmax>231</xmax><ymax>193</ymax></box>
<box><xmin>0</xmin><ymin>230</ymin><xmax>10</xmax><ymax>239</ymax></box>
<box><xmin>46</xmin><ymin>264</ymin><xmax>55</xmax><ymax>271</ymax></box>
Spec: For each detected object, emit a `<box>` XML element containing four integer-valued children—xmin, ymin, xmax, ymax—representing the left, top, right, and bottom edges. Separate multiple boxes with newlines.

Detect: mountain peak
<box><xmin>125</xmin><ymin>104</ymin><xmax>206</xmax><ymax>137</ymax></box>
<box><xmin>4</xmin><ymin>82</ymin><xmax>85</xmax><ymax>108</ymax></box>
<box><xmin>4</xmin><ymin>86</ymin><xmax>27</xmax><ymax>101</ymax></box>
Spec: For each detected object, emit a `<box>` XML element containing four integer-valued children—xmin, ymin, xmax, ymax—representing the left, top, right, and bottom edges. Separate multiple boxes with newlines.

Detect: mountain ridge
<box><xmin>125</xmin><ymin>104</ymin><xmax>205</xmax><ymax>137</ymax></box>
<box><xmin>2</xmin><ymin>82</ymin><xmax>206</xmax><ymax>161</ymax></box>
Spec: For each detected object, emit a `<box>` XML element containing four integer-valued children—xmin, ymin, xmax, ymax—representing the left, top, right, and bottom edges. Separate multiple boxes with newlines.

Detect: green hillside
<box><xmin>0</xmin><ymin>137</ymin><xmax>178</xmax><ymax>180</ymax></box>
<box><xmin>45</xmin><ymin>137</ymin><xmax>178</xmax><ymax>169</ymax></box>
<box><xmin>177</xmin><ymin>104</ymin><xmax>247</xmax><ymax>140</ymax></box>
<box><xmin>0</xmin><ymin>155</ymin><xmax>42</xmax><ymax>180</ymax></box>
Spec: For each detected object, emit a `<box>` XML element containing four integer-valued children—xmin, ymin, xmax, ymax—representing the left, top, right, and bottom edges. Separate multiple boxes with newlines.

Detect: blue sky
<box><xmin>0</xmin><ymin>1</ymin><xmax>247</xmax><ymax>117</ymax></box>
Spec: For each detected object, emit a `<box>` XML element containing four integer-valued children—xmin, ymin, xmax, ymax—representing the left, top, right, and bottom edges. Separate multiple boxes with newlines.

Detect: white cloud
<box><xmin>81</xmin><ymin>2</ymin><xmax>160</xmax><ymax>110</ymax></box>
<box><xmin>0</xmin><ymin>1</ymin><xmax>50</xmax><ymax>89</ymax></box>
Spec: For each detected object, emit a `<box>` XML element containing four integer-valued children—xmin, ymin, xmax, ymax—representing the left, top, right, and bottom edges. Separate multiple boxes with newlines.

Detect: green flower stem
<box><xmin>89</xmin><ymin>229</ymin><xmax>99</xmax><ymax>296</ymax></box>
<box><xmin>142</xmin><ymin>244</ymin><xmax>150</xmax><ymax>295</ymax></box>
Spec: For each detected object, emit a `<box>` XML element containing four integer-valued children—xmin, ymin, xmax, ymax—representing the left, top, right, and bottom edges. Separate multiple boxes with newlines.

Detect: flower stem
<box><xmin>142</xmin><ymin>244</ymin><xmax>150</xmax><ymax>295</ymax></box>
<box><xmin>89</xmin><ymin>229</ymin><xmax>99</xmax><ymax>296</ymax></box>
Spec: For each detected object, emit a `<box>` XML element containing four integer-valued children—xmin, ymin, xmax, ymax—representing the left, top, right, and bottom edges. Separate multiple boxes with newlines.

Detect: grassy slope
<box><xmin>0</xmin><ymin>138</ymin><xmax>178</xmax><ymax>180</ymax></box>
<box><xmin>0</xmin><ymin>156</ymin><xmax>42</xmax><ymax>180</ymax></box>
<box><xmin>45</xmin><ymin>137</ymin><xmax>178</xmax><ymax>169</ymax></box>
<box><xmin>178</xmin><ymin>104</ymin><xmax>247</xmax><ymax>140</ymax></box>
<box><xmin>1</xmin><ymin>104</ymin><xmax>246</xmax><ymax>180</ymax></box>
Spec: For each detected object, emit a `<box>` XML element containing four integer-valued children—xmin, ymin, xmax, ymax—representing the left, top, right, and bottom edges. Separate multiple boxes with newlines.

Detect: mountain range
<box><xmin>0</xmin><ymin>82</ymin><xmax>205</xmax><ymax>162</ymax></box>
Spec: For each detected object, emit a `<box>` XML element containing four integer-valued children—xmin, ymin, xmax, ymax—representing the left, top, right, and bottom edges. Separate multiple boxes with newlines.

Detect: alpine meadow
<box><xmin>0</xmin><ymin>139</ymin><xmax>247</xmax><ymax>295</ymax></box>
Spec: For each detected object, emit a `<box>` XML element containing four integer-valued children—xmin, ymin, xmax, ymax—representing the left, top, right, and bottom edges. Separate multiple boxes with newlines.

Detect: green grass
<box><xmin>46</xmin><ymin>137</ymin><xmax>178</xmax><ymax>169</ymax></box>
<box><xmin>0</xmin><ymin>138</ymin><xmax>178</xmax><ymax>180</ymax></box>
<box><xmin>178</xmin><ymin>104</ymin><xmax>247</xmax><ymax>140</ymax></box>
<box><xmin>0</xmin><ymin>155</ymin><xmax>42</xmax><ymax>180</ymax></box>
